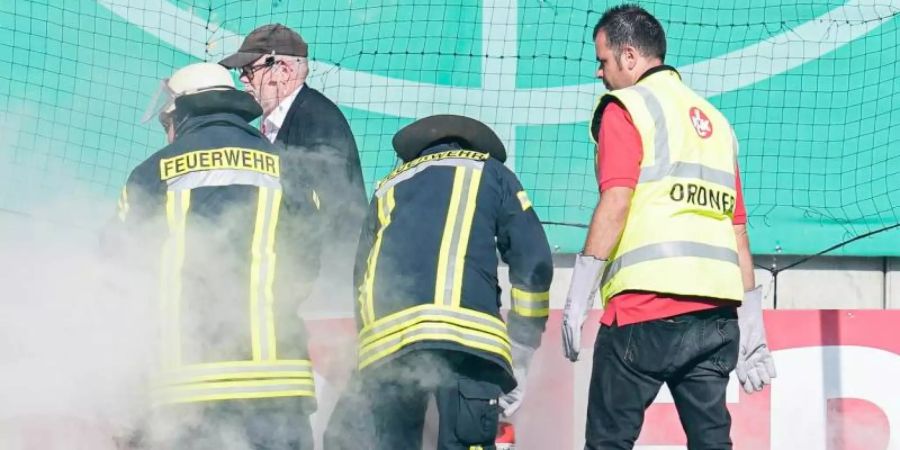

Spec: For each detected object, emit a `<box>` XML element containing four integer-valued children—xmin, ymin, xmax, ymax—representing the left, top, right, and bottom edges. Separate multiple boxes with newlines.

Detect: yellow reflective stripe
<box><xmin>511</xmin><ymin>288</ymin><xmax>550</xmax><ymax>318</ymax></box>
<box><xmin>358</xmin><ymin>304</ymin><xmax>512</xmax><ymax>369</ymax></box>
<box><xmin>451</xmin><ymin>168</ymin><xmax>482</xmax><ymax>307</ymax></box>
<box><xmin>167</xmin><ymin>371</ymin><xmax>312</xmax><ymax>384</ymax></box>
<box><xmin>154</xmin><ymin>378</ymin><xmax>315</xmax><ymax>405</ymax></box>
<box><xmin>379</xmin><ymin>149</ymin><xmax>489</xmax><ymax>189</ymax></box>
<box><xmin>511</xmin><ymin>287</ymin><xmax>549</xmax><ymax>301</ymax></box>
<box><xmin>513</xmin><ymin>304</ymin><xmax>550</xmax><ymax>318</ymax></box>
<box><xmin>435</xmin><ymin>167</ymin><xmax>467</xmax><ymax>306</ymax></box>
<box><xmin>589</xmin><ymin>95</ymin><xmax>604</xmax><ymax>145</ymax></box>
<box><xmin>159</xmin><ymin>360</ymin><xmax>314</xmax><ymax>384</ymax></box>
<box><xmin>250</xmin><ymin>188</ymin><xmax>266</xmax><ymax>360</ymax></box>
<box><xmin>167</xmin><ymin>359</ymin><xmax>312</xmax><ymax>370</ymax></box>
<box><xmin>250</xmin><ymin>186</ymin><xmax>281</xmax><ymax>360</ymax></box>
<box><xmin>511</xmin><ymin>288</ymin><xmax>550</xmax><ymax>317</ymax></box>
<box><xmin>360</xmin><ymin>187</ymin><xmax>396</xmax><ymax>326</ymax></box>
<box><xmin>359</xmin><ymin>303</ymin><xmax>508</xmax><ymax>344</ymax></box>
<box><xmin>359</xmin><ymin>304</ymin><xmax>509</xmax><ymax>346</ymax></box>
<box><xmin>160</xmin><ymin>189</ymin><xmax>190</xmax><ymax>368</ymax></box>
<box><xmin>358</xmin><ymin>322</ymin><xmax>512</xmax><ymax>370</ymax></box>
<box><xmin>516</xmin><ymin>190</ymin><xmax>532</xmax><ymax>211</ymax></box>
<box><xmin>117</xmin><ymin>186</ymin><xmax>129</xmax><ymax>221</ymax></box>
<box><xmin>516</xmin><ymin>308</ymin><xmax>550</xmax><ymax>318</ymax></box>
<box><xmin>264</xmin><ymin>188</ymin><xmax>282</xmax><ymax>358</ymax></box>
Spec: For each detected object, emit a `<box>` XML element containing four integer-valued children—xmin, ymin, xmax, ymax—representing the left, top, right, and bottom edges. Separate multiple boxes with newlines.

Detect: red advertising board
<box><xmin>3</xmin><ymin>311</ymin><xmax>898</xmax><ymax>449</ymax></box>
<box><xmin>308</xmin><ymin>310</ymin><xmax>900</xmax><ymax>450</ymax></box>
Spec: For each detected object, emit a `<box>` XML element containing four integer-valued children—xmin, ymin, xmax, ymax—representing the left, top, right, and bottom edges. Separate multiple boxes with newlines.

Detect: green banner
<box><xmin>1</xmin><ymin>0</ymin><xmax>898</xmax><ymax>255</ymax></box>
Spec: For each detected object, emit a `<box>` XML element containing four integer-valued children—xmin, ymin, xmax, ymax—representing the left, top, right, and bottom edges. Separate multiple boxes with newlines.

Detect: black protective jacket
<box><xmin>117</xmin><ymin>90</ymin><xmax>320</xmax><ymax>410</ymax></box>
<box><xmin>353</xmin><ymin>143</ymin><xmax>553</xmax><ymax>392</ymax></box>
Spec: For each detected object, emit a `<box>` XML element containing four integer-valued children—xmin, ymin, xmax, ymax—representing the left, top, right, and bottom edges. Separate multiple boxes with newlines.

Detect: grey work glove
<box><xmin>736</xmin><ymin>286</ymin><xmax>777</xmax><ymax>394</ymax></box>
<box><xmin>562</xmin><ymin>254</ymin><xmax>606</xmax><ymax>362</ymax></box>
<box><xmin>499</xmin><ymin>341</ymin><xmax>536</xmax><ymax>417</ymax></box>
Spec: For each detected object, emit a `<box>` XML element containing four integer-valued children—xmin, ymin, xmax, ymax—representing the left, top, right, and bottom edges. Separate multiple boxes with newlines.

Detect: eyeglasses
<box><xmin>240</xmin><ymin>57</ymin><xmax>276</xmax><ymax>82</ymax></box>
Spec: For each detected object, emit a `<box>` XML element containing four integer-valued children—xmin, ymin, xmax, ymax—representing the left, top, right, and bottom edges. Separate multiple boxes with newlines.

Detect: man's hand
<box><xmin>736</xmin><ymin>286</ymin><xmax>777</xmax><ymax>393</ymax></box>
<box><xmin>562</xmin><ymin>254</ymin><xmax>606</xmax><ymax>362</ymax></box>
<box><xmin>500</xmin><ymin>341</ymin><xmax>536</xmax><ymax>417</ymax></box>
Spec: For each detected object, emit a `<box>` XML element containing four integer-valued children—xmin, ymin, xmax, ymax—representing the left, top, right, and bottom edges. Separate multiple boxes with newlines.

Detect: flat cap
<box><xmin>219</xmin><ymin>23</ymin><xmax>308</xmax><ymax>68</ymax></box>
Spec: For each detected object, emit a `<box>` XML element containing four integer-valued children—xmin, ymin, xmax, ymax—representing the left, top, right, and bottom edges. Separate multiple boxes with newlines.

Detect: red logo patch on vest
<box><xmin>689</xmin><ymin>107</ymin><xmax>713</xmax><ymax>138</ymax></box>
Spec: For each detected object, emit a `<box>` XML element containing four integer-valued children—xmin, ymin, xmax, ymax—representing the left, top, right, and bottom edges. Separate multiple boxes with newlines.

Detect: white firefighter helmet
<box><xmin>141</xmin><ymin>62</ymin><xmax>236</xmax><ymax>124</ymax></box>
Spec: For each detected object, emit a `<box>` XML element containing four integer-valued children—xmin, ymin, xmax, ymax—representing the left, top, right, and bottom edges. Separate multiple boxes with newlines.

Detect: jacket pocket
<box><xmin>454</xmin><ymin>378</ymin><xmax>502</xmax><ymax>445</ymax></box>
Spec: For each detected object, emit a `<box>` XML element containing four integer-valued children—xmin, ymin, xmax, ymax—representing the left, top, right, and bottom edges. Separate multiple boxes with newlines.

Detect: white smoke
<box><xmin>0</xmin><ymin>190</ymin><xmax>155</xmax><ymax>449</ymax></box>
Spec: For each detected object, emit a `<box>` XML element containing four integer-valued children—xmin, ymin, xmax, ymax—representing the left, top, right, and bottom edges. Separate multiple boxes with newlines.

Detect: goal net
<box><xmin>1</xmin><ymin>0</ymin><xmax>899</xmax><ymax>255</ymax></box>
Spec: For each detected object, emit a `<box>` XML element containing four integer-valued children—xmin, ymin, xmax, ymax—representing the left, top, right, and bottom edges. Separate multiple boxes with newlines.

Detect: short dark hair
<box><xmin>593</xmin><ymin>4</ymin><xmax>666</xmax><ymax>62</ymax></box>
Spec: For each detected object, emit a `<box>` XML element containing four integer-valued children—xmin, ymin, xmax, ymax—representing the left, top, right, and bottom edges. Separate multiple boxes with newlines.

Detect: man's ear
<box><xmin>621</xmin><ymin>45</ymin><xmax>639</xmax><ymax>71</ymax></box>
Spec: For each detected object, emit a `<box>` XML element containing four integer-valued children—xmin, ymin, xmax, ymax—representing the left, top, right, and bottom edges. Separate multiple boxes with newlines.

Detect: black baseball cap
<box><xmin>219</xmin><ymin>23</ymin><xmax>308</xmax><ymax>68</ymax></box>
<box><xmin>392</xmin><ymin>115</ymin><xmax>507</xmax><ymax>163</ymax></box>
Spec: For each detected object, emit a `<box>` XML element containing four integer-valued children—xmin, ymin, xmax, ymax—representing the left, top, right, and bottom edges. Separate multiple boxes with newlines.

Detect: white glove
<box><xmin>736</xmin><ymin>286</ymin><xmax>777</xmax><ymax>394</ymax></box>
<box><xmin>499</xmin><ymin>341</ymin><xmax>535</xmax><ymax>417</ymax></box>
<box><xmin>562</xmin><ymin>254</ymin><xmax>606</xmax><ymax>362</ymax></box>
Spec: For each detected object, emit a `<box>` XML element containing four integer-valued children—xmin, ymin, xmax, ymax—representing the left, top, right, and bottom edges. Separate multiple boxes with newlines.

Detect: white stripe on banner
<box><xmin>99</xmin><ymin>0</ymin><xmax>899</xmax><ymax>126</ymax></box>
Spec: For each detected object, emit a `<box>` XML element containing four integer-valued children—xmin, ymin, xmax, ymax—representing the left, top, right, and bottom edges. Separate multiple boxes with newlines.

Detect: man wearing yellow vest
<box><xmin>562</xmin><ymin>5</ymin><xmax>777</xmax><ymax>449</ymax></box>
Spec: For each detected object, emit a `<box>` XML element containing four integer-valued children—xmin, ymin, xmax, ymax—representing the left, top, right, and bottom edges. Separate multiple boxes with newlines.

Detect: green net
<box><xmin>1</xmin><ymin>0</ymin><xmax>899</xmax><ymax>255</ymax></box>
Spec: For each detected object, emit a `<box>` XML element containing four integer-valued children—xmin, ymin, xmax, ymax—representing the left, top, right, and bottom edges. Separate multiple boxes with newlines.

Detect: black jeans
<box><xmin>363</xmin><ymin>351</ymin><xmax>502</xmax><ymax>450</ymax></box>
<box><xmin>585</xmin><ymin>307</ymin><xmax>739</xmax><ymax>450</ymax></box>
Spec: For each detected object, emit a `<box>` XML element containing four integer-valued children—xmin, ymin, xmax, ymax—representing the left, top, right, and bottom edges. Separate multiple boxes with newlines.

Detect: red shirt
<box><xmin>596</xmin><ymin>101</ymin><xmax>745</xmax><ymax>326</ymax></box>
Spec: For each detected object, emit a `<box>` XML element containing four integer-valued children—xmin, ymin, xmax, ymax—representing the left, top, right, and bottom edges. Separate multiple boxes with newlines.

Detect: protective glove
<box><xmin>736</xmin><ymin>286</ymin><xmax>777</xmax><ymax>394</ymax></box>
<box><xmin>562</xmin><ymin>254</ymin><xmax>606</xmax><ymax>362</ymax></box>
<box><xmin>499</xmin><ymin>341</ymin><xmax>536</xmax><ymax>417</ymax></box>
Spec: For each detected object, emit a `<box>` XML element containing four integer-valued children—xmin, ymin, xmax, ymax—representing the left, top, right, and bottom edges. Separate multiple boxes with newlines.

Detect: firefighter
<box><xmin>116</xmin><ymin>62</ymin><xmax>321</xmax><ymax>449</ymax></box>
<box><xmin>352</xmin><ymin>115</ymin><xmax>553</xmax><ymax>449</ymax></box>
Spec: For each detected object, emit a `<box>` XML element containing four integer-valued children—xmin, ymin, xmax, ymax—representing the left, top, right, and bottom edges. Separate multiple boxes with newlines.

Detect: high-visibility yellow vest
<box><xmin>592</xmin><ymin>66</ymin><xmax>743</xmax><ymax>305</ymax></box>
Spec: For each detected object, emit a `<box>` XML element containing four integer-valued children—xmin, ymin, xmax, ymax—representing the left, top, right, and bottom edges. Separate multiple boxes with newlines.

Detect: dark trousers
<box><xmin>161</xmin><ymin>398</ymin><xmax>314</xmax><ymax>450</ymax></box>
<box><xmin>363</xmin><ymin>351</ymin><xmax>503</xmax><ymax>450</ymax></box>
<box><xmin>323</xmin><ymin>371</ymin><xmax>376</xmax><ymax>450</ymax></box>
<box><xmin>585</xmin><ymin>307</ymin><xmax>739</xmax><ymax>450</ymax></box>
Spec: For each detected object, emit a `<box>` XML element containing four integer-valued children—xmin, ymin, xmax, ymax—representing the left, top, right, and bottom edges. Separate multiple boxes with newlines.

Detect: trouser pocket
<box><xmin>712</xmin><ymin>316</ymin><xmax>740</xmax><ymax>375</ymax></box>
<box><xmin>454</xmin><ymin>378</ymin><xmax>501</xmax><ymax>445</ymax></box>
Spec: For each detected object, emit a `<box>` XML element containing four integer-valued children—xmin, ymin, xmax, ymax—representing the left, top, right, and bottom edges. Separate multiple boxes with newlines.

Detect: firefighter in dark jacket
<box><xmin>117</xmin><ymin>62</ymin><xmax>321</xmax><ymax>449</ymax></box>
<box><xmin>352</xmin><ymin>115</ymin><xmax>553</xmax><ymax>449</ymax></box>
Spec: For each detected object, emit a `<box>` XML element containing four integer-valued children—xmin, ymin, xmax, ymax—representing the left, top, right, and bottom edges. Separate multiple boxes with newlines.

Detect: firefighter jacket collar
<box><xmin>172</xmin><ymin>89</ymin><xmax>263</xmax><ymax>136</ymax></box>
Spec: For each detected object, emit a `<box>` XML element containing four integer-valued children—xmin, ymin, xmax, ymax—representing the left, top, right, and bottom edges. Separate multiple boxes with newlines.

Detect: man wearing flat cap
<box><xmin>347</xmin><ymin>115</ymin><xmax>553</xmax><ymax>449</ymax></box>
<box><xmin>221</xmin><ymin>23</ymin><xmax>367</xmax><ymax>290</ymax></box>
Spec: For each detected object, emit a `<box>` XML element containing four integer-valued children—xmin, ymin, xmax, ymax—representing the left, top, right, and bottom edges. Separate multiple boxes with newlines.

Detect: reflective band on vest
<box><xmin>601</xmin><ymin>241</ymin><xmax>739</xmax><ymax>287</ymax></box>
<box><xmin>629</xmin><ymin>84</ymin><xmax>736</xmax><ymax>190</ymax></box>
<box><xmin>594</xmin><ymin>68</ymin><xmax>743</xmax><ymax>303</ymax></box>
<box><xmin>641</xmin><ymin>160</ymin><xmax>735</xmax><ymax>189</ymax></box>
